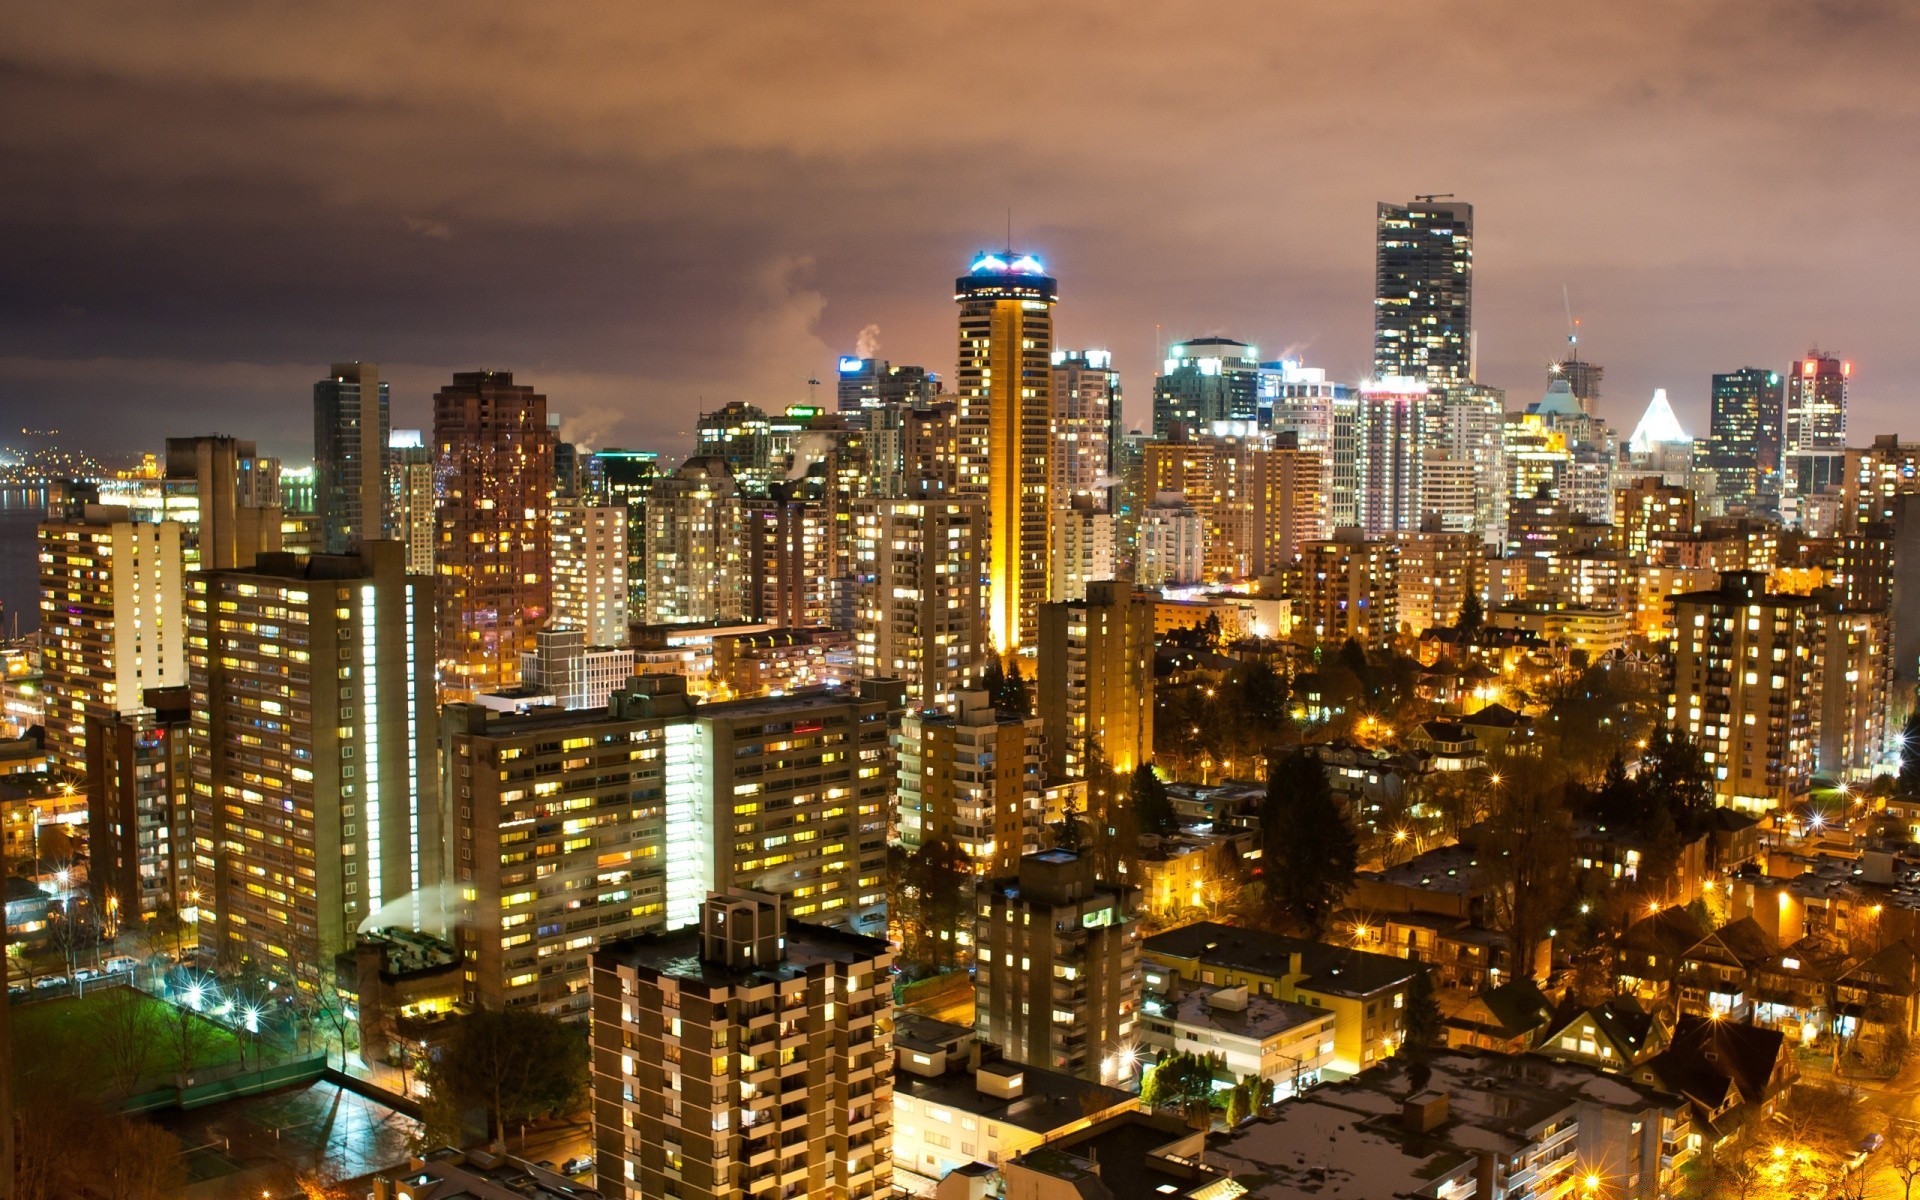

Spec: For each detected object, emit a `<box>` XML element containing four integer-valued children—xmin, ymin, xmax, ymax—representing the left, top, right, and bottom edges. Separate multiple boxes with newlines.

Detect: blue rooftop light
<box><xmin>968</xmin><ymin>251</ymin><xmax>1047</xmax><ymax>276</ymax></box>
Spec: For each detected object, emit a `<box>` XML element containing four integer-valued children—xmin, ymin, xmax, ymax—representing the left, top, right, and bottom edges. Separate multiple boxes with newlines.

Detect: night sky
<box><xmin>3</xmin><ymin>1</ymin><xmax>1916</xmax><ymax>462</ymax></box>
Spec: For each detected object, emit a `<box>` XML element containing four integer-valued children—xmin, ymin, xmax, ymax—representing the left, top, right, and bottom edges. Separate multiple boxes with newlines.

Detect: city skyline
<box><xmin>5</xmin><ymin>3</ymin><xmax>1918</xmax><ymax>459</ymax></box>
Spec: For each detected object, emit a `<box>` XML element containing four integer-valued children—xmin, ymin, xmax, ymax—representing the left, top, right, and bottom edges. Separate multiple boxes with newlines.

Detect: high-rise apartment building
<box><xmin>593</xmin><ymin>448</ymin><xmax>661</xmax><ymax>618</ymax></box>
<box><xmin>645</xmin><ymin>456</ymin><xmax>747</xmax><ymax>625</ymax></box>
<box><xmin>590</xmin><ymin>891</ymin><xmax>895</xmax><ymax>1200</ymax></box>
<box><xmin>443</xmin><ymin>685</ymin><xmax>692</xmax><ymax>1014</ymax></box>
<box><xmin>1048</xmin><ymin>497</ymin><xmax>1116</xmax><ymax>604</ymax></box>
<box><xmin>37</xmin><ymin>505</ymin><xmax>186</xmax><ymax>777</ymax></box>
<box><xmin>1038</xmin><ymin>581</ymin><xmax>1154</xmax><ymax>779</ymax></box>
<box><xmin>1667</xmin><ymin>572</ymin><xmax>1821</xmax><ymax>813</ymax></box>
<box><xmin>551</xmin><ymin>498</ymin><xmax>630</xmax><ymax>647</ymax></box>
<box><xmin>955</xmin><ymin>251</ymin><xmax>1056</xmax><ymax>655</ymax></box>
<box><xmin>1135</xmin><ymin>494</ymin><xmax>1205</xmax><ymax>588</ymax></box>
<box><xmin>896</xmin><ymin>690</ymin><xmax>1043</xmax><ymax>876</ymax></box>
<box><xmin>433</xmin><ymin>370</ymin><xmax>555</xmax><ymax>702</ymax></box>
<box><xmin>314</xmin><ymin>361</ymin><xmax>391</xmax><ymax>553</ymax></box>
<box><xmin>1355</xmin><ymin>377</ymin><xmax>1436</xmax><ymax>538</ymax></box>
<box><xmin>851</xmin><ymin>497</ymin><xmax>985</xmax><ymax>712</ymax></box>
<box><xmin>1050</xmin><ymin>349</ymin><xmax>1122</xmax><ymax>505</ymax></box>
<box><xmin>1390</xmin><ymin>529</ymin><xmax>1485</xmax><ymax>636</ymax></box>
<box><xmin>1434</xmin><ymin>384</ymin><xmax>1508</xmax><ymax>547</ymax></box>
<box><xmin>695</xmin><ymin>402</ymin><xmax>775</xmax><ymax>498</ymax></box>
<box><xmin>85</xmin><ymin>685</ymin><xmax>191</xmax><ymax>920</ymax></box>
<box><xmin>897</xmin><ymin>402</ymin><xmax>962</xmax><ymax>499</ymax></box>
<box><xmin>387</xmin><ymin>430</ymin><xmax>436</xmax><ymax>576</ymax></box>
<box><xmin>746</xmin><ymin>484</ymin><xmax>833</xmax><ymax>630</ymax></box>
<box><xmin>1783</xmin><ymin>350</ymin><xmax>1850</xmax><ymax>518</ymax></box>
<box><xmin>974</xmin><ymin>850</ymin><xmax>1141</xmax><ymax>1084</ymax></box>
<box><xmin>1152</xmin><ymin>338</ymin><xmax>1259</xmax><ymax>437</ymax></box>
<box><xmin>689</xmin><ymin>687</ymin><xmax>892</xmax><ymax>928</ymax></box>
<box><xmin>1615</xmin><ymin>479</ymin><xmax>1696</xmax><ymax>561</ymax></box>
<box><xmin>1844</xmin><ymin>434</ymin><xmax>1920</xmax><ymax>530</ymax></box>
<box><xmin>1705</xmin><ymin>367</ymin><xmax>1784</xmax><ymax>515</ymax></box>
<box><xmin>163</xmin><ymin>435</ymin><xmax>283</xmax><ymax>570</ymax></box>
<box><xmin>1142</xmin><ymin>431</ymin><xmax>1326</xmax><ymax>582</ymax></box>
<box><xmin>1374</xmin><ymin>198</ymin><xmax>1473</xmax><ymax>387</ymax></box>
<box><xmin>1289</xmin><ymin>531</ymin><xmax>1399</xmax><ymax>646</ymax></box>
<box><xmin>1818</xmin><ymin>609</ymin><xmax>1890</xmax><ymax>784</ymax></box>
<box><xmin>189</xmin><ymin>542</ymin><xmax>440</xmax><ymax>979</ymax></box>
<box><xmin>1265</xmin><ymin>361</ymin><xmax>1361</xmax><ymax>530</ymax></box>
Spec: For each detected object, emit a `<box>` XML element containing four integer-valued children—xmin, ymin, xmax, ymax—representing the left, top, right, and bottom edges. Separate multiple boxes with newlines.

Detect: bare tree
<box><xmin>165</xmin><ymin>994</ymin><xmax>217</xmax><ymax>1083</ymax></box>
<box><xmin>1887</xmin><ymin>1121</ymin><xmax>1920</xmax><ymax>1200</ymax></box>
<box><xmin>89</xmin><ymin>985</ymin><xmax>158</xmax><ymax>1097</ymax></box>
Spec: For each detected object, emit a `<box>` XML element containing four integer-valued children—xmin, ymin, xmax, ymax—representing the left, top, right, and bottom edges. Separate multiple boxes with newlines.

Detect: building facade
<box><xmin>313</xmin><ymin>361</ymin><xmax>391</xmax><ymax>554</ymax></box>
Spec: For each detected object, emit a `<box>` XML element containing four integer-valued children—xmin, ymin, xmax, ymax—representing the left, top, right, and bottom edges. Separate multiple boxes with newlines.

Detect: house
<box><xmin>1634</xmin><ymin>1014</ymin><xmax>1795</xmax><ymax>1144</ymax></box>
<box><xmin>1703</xmin><ymin>807</ymin><xmax>1764</xmax><ymax>871</ymax></box>
<box><xmin>1539</xmin><ymin>995</ymin><xmax>1666</xmax><ymax>1072</ymax></box>
<box><xmin>1573</xmin><ymin>818</ymin><xmax>1709</xmax><ymax>907</ymax></box>
<box><xmin>1748</xmin><ymin>933</ymin><xmax>1852</xmax><ymax>1045</ymax></box>
<box><xmin>1142</xmin><ymin>922</ymin><xmax>1424</xmax><ymax>1077</ymax></box>
<box><xmin>1443</xmin><ymin>977</ymin><xmax>1556</xmax><ymax>1054</ymax></box>
<box><xmin>1344</xmin><ymin>840</ymin><xmax>1551</xmax><ymax>986</ymax></box>
<box><xmin>1134</xmin><ymin>831</ymin><xmax>1255</xmax><ymax>922</ymax></box>
<box><xmin>1676</xmin><ymin>917</ymin><xmax>1778</xmax><ymax>1020</ymax></box>
<box><xmin>1458</xmin><ymin>702</ymin><xmax>1536</xmax><ymax>756</ymax></box>
<box><xmin>1616</xmin><ymin>907</ymin><xmax>1708</xmax><ymax>1012</ymax></box>
<box><xmin>1834</xmin><ymin>940</ymin><xmax>1920</xmax><ymax>1050</ymax></box>
<box><xmin>1407</xmin><ymin>720</ymin><xmax>1485</xmax><ymax>772</ymax></box>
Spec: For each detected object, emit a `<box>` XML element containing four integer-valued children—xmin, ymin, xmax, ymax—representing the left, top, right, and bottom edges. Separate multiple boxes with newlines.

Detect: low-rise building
<box><xmin>891</xmin><ymin>1015</ymin><xmax>1135</xmax><ymax>1182</ymax></box>
<box><xmin>1142</xmin><ymin>921</ymin><xmax>1424</xmax><ymax>1076</ymax></box>
<box><xmin>1138</xmin><ymin>983</ymin><xmax>1335</xmax><ymax>1100</ymax></box>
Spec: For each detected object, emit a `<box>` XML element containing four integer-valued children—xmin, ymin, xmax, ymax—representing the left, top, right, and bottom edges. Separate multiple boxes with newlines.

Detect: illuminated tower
<box><xmin>1782</xmin><ymin>349</ymin><xmax>1850</xmax><ymax>520</ymax></box>
<box><xmin>432</xmin><ymin>370</ymin><xmax>555</xmax><ymax>702</ymax></box>
<box><xmin>1374</xmin><ymin>198</ymin><xmax>1474</xmax><ymax>387</ymax></box>
<box><xmin>1706</xmin><ymin>367</ymin><xmax>1784</xmax><ymax>515</ymax></box>
<box><xmin>1050</xmin><ymin>349</ymin><xmax>1122</xmax><ymax>506</ymax></box>
<box><xmin>955</xmin><ymin>251</ymin><xmax>1057</xmax><ymax>655</ymax></box>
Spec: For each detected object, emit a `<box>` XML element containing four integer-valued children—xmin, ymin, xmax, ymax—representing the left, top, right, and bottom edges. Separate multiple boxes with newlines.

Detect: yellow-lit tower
<box><xmin>955</xmin><ymin>251</ymin><xmax>1057</xmax><ymax>655</ymax></box>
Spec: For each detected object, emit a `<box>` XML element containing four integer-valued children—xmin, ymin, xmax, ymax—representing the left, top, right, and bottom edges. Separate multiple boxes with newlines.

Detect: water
<box><xmin>0</xmin><ymin>487</ymin><xmax>46</xmax><ymax>637</ymax></box>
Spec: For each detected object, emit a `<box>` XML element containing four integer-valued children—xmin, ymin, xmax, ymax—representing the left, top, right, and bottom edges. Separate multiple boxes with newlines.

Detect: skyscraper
<box><xmin>1050</xmin><ymin>349</ymin><xmax>1122</xmax><ymax>505</ymax></box>
<box><xmin>835</xmin><ymin>356</ymin><xmax>938</xmax><ymax>412</ymax></box>
<box><xmin>1265</xmin><ymin>360</ymin><xmax>1360</xmax><ymax>529</ymax></box>
<box><xmin>314</xmin><ymin>361</ymin><xmax>391</xmax><ymax>553</ymax></box>
<box><xmin>386</xmin><ymin>430</ymin><xmax>435</xmax><ymax>576</ymax></box>
<box><xmin>1152</xmin><ymin>337</ymin><xmax>1259</xmax><ymax>437</ymax></box>
<box><xmin>746</xmin><ymin>482</ymin><xmax>834</xmax><ymax>629</ymax></box>
<box><xmin>1374</xmin><ymin>198</ymin><xmax>1474</xmax><ymax>387</ymax></box>
<box><xmin>432</xmin><ymin>370</ymin><xmax>555</xmax><ymax>702</ymax></box>
<box><xmin>1355</xmin><ymin>377</ymin><xmax>1436</xmax><ymax>538</ymax></box>
<box><xmin>955</xmin><ymin>251</ymin><xmax>1056</xmax><ymax>656</ymax></box>
<box><xmin>38</xmin><ymin>505</ymin><xmax>186</xmax><ymax>777</ymax></box>
<box><xmin>593</xmin><ymin>448</ymin><xmax>660</xmax><ymax>618</ymax></box>
<box><xmin>896</xmin><ymin>689</ymin><xmax>1044</xmax><ymax>876</ymax></box>
<box><xmin>86</xmin><ymin>686</ymin><xmax>191</xmax><ymax>921</ymax></box>
<box><xmin>694</xmin><ymin>401</ymin><xmax>775</xmax><ymax>498</ymax></box>
<box><xmin>1548</xmin><ymin>356</ymin><xmax>1603</xmax><ymax>416</ymax></box>
<box><xmin>1705</xmin><ymin>367</ymin><xmax>1784</xmax><ymax>516</ymax></box>
<box><xmin>189</xmin><ymin>542</ymin><xmax>440</xmax><ymax>979</ymax></box>
<box><xmin>1783</xmin><ymin>349</ymin><xmax>1850</xmax><ymax>518</ymax></box>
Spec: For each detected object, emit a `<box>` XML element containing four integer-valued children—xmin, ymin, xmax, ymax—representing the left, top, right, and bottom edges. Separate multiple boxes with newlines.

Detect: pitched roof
<box><xmin>1622</xmin><ymin>907</ymin><xmax>1709</xmax><ymax>959</ymax></box>
<box><xmin>1545</xmin><ymin>994</ymin><xmax>1658</xmax><ymax>1057</ymax></box>
<box><xmin>1686</xmin><ymin>917</ymin><xmax>1778</xmax><ymax>969</ymax></box>
<box><xmin>1640</xmin><ymin>1014</ymin><xmax>1787</xmax><ymax>1117</ymax></box>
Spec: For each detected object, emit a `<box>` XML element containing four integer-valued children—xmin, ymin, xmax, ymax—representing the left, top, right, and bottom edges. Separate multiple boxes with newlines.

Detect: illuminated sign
<box><xmin>837</xmin><ymin>356</ymin><xmax>866</xmax><ymax>375</ymax></box>
<box><xmin>969</xmin><ymin>251</ymin><xmax>1046</xmax><ymax>276</ymax></box>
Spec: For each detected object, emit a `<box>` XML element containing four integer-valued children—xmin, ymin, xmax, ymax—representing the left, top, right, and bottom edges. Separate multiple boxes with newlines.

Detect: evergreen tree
<box><xmin>1001</xmin><ymin>658</ymin><xmax>1033</xmax><ymax>717</ymax></box>
<box><xmin>1132</xmin><ymin>764</ymin><xmax>1178</xmax><ymax>836</ymax></box>
<box><xmin>981</xmin><ymin>657</ymin><xmax>1006</xmax><ymax>706</ymax></box>
<box><xmin>1402</xmin><ymin>965</ymin><xmax>1442</xmax><ymax>1053</ymax></box>
<box><xmin>1236</xmin><ymin>660</ymin><xmax>1291</xmax><ymax>744</ymax></box>
<box><xmin>1261</xmin><ymin>748</ymin><xmax>1358</xmax><ymax>936</ymax></box>
<box><xmin>1459</xmin><ymin>590</ymin><xmax>1483</xmax><ymax>633</ymax></box>
<box><xmin>1640</xmin><ymin>725</ymin><xmax>1712</xmax><ymax>827</ymax></box>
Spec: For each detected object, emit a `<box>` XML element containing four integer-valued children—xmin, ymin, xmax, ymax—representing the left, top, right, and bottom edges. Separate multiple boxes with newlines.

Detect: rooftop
<box><xmin>898</xmin><ymin>1061</ymin><xmax>1134</xmax><ymax>1136</ymax></box>
<box><xmin>1143</xmin><ymin>922</ymin><xmax>1420</xmax><ymax>998</ymax></box>
<box><xmin>594</xmin><ymin>919</ymin><xmax>889</xmax><ymax>989</ymax></box>
<box><xmin>1155</xmin><ymin>985</ymin><xmax>1330</xmax><ymax>1042</ymax></box>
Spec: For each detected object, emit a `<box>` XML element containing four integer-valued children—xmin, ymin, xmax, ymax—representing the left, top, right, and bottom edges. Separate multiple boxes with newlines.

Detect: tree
<box><xmin>1402</xmin><ymin>965</ymin><xmax>1442</xmax><ymax>1054</ymax></box>
<box><xmin>889</xmin><ymin>837</ymin><xmax>972</xmax><ymax>975</ymax></box>
<box><xmin>1132</xmin><ymin>765</ymin><xmax>1178</xmax><ymax>837</ymax></box>
<box><xmin>1479</xmin><ymin>761</ymin><xmax>1575</xmax><ymax>984</ymax></box>
<box><xmin>97</xmin><ymin>1117</ymin><xmax>189</xmax><ymax>1200</ymax></box>
<box><xmin>1235</xmin><ymin>660</ymin><xmax>1290</xmax><ymax>745</ymax></box>
<box><xmin>432</xmin><ymin>1008</ymin><xmax>590</xmax><ymax>1148</ymax></box>
<box><xmin>1141</xmin><ymin>1050</ymin><xmax>1221</xmax><ymax>1129</ymax></box>
<box><xmin>1262</xmin><ymin>748</ymin><xmax>1358</xmax><ymax>936</ymax></box>
<box><xmin>1638</xmin><ymin>725</ymin><xmax>1712</xmax><ymax>828</ymax></box>
<box><xmin>89</xmin><ymin>984</ymin><xmax>158</xmax><ymax>1097</ymax></box>
<box><xmin>1886</xmin><ymin>1119</ymin><xmax>1920</xmax><ymax>1200</ymax></box>
<box><xmin>1458</xmin><ymin>591</ymin><xmax>1483</xmax><ymax>633</ymax></box>
<box><xmin>162</xmin><ymin>987</ymin><xmax>219</xmax><ymax>1083</ymax></box>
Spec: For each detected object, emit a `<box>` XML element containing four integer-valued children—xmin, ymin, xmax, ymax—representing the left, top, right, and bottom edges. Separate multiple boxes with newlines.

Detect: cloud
<box><xmin>403</xmin><ymin>216</ymin><xmax>452</xmax><ymax>240</ymax></box>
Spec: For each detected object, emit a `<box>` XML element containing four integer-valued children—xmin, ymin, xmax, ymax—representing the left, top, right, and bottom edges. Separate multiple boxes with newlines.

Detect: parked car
<box><xmin>32</xmin><ymin>975</ymin><xmax>67</xmax><ymax>990</ymax></box>
<box><xmin>73</xmin><ymin>967</ymin><xmax>103</xmax><ymax>982</ymax></box>
<box><xmin>102</xmin><ymin>956</ymin><xmax>139</xmax><ymax>974</ymax></box>
<box><xmin>561</xmin><ymin>1157</ymin><xmax>594</xmax><ymax>1177</ymax></box>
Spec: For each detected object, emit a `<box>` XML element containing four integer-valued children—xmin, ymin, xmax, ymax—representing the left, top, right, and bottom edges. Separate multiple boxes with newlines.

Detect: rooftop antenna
<box><xmin>1562</xmin><ymin>285</ymin><xmax>1580</xmax><ymax>364</ymax></box>
<box><xmin>1006</xmin><ymin>207</ymin><xmax>1013</xmax><ymax>255</ymax></box>
<box><xmin>1413</xmin><ymin>193</ymin><xmax>1456</xmax><ymax>203</ymax></box>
